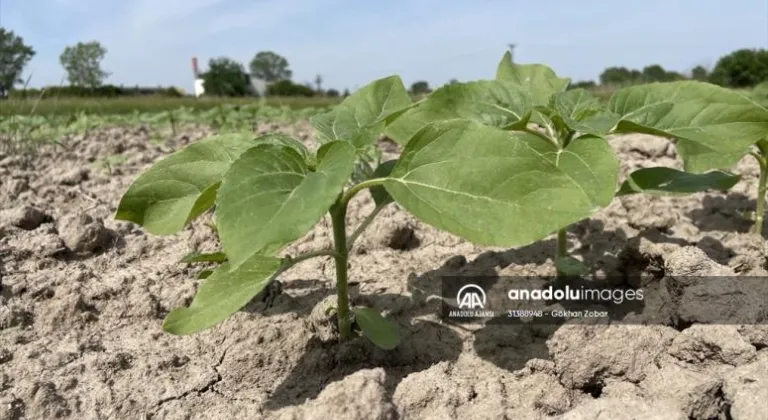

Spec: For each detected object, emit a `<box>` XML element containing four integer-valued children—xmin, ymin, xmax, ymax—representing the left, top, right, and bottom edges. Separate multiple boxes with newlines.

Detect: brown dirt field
<box><xmin>1</xmin><ymin>122</ymin><xmax>767</xmax><ymax>419</ymax></box>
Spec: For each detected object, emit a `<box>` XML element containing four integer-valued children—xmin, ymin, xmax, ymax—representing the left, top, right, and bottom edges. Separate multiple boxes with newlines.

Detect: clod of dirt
<box><xmin>557</xmin><ymin>396</ymin><xmax>686</xmax><ymax>420</ymax></box>
<box><xmin>55</xmin><ymin>168</ymin><xmax>89</xmax><ymax>186</ymax></box>
<box><xmin>622</xmin><ymin>196</ymin><xmax>680</xmax><ymax>230</ymax></box>
<box><xmin>272</xmin><ymin>368</ymin><xmax>396</xmax><ymax>420</ymax></box>
<box><xmin>664</xmin><ymin>246</ymin><xmax>735</xmax><ymax>276</ymax></box>
<box><xmin>639</xmin><ymin>361</ymin><xmax>725</xmax><ymax>418</ymax></box>
<box><xmin>668</xmin><ymin>325</ymin><xmax>756</xmax><ymax>367</ymax></box>
<box><xmin>722</xmin><ymin>350</ymin><xmax>768</xmax><ymax>420</ymax></box>
<box><xmin>3</xmin><ymin>177</ymin><xmax>29</xmax><ymax>196</ymax></box>
<box><xmin>738</xmin><ymin>325</ymin><xmax>768</xmax><ymax>349</ymax></box>
<box><xmin>662</xmin><ymin>247</ymin><xmax>768</xmax><ymax>326</ymax></box>
<box><xmin>0</xmin><ymin>205</ymin><xmax>50</xmax><ymax>230</ymax></box>
<box><xmin>307</xmin><ymin>295</ymin><xmax>340</xmax><ymax>343</ymax></box>
<box><xmin>548</xmin><ymin>324</ymin><xmax>678</xmax><ymax>389</ymax></box>
<box><xmin>57</xmin><ymin>213</ymin><xmax>115</xmax><ymax>254</ymax></box>
<box><xmin>355</xmin><ymin>209</ymin><xmax>421</xmax><ymax>253</ymax></box>
<box><xmin>618</xmin><ymin>236</ymin><xmax>679</xmax><ymax>284</ymax></box>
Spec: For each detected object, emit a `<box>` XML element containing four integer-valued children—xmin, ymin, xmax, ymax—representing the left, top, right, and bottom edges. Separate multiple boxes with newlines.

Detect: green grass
<box><xmin>0</xmin><ymin>95</ymin><xmax>343</xmax><ymax>116</ymax></box>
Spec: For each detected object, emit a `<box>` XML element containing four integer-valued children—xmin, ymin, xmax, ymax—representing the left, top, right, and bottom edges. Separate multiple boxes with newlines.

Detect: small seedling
<box><xmin>116</xmin><ymin>76</ymin><xmax>417</xmax><ymax>349</ymax></box>
<box><xmin>384</xmin><ymin>52</ymin><xmax>762</xmax><ymax>276</ymax></box>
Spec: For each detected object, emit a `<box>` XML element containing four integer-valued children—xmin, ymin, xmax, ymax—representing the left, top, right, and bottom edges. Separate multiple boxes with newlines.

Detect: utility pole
<box><xmin>507</xmin><ymin>43</ymin><xmax>517</xmax><ymax>63</ymax></box>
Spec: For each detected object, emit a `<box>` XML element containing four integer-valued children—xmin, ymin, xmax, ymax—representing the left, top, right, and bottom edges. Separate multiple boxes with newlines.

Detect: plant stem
<box><xmin>347</xmin><ymin>203</ymin><xmax>387</xmax><ymax>252</ymax></box>
<box><xmin>339</xmin><ymin>178</ymin><xmax>387</xmax><ymax>208</ymax></box>
<box><xmin>330</xmin><ymin>200</ymin><xmax>352</xmax><ymax>339</ymax></box>
<box><xmin>281</xmin><ymin>249</ymin><xmax>338</xmax><ymax>270</ymax></box>
<box><xmin>523</xmin><ymin>127</ymin><xmax>559</xmax><ymax>148</ymax></box>
<box><xmin>556</xmin><ymin>228</ymin><xmax>567</xmax><ymax>258</ymax></box>
<box><xmin>555</xmin><ymin>228</ymin><xmax>567</xmax><ymax>277</ymax></box>
<box><xmin>752</xmin><ymin>152</ymin><xmax>768</xmax><ymax>235</ymax></box>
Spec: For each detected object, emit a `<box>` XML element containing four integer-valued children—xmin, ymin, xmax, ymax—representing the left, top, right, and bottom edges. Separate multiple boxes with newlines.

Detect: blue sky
<box><xmin>3</xmin><ymin>0</ymin><xmax>767</xmax><ymax>93</ymax></box>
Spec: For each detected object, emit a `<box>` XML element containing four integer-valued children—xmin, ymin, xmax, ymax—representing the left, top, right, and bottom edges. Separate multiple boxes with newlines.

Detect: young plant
<box><xmin>115</xmin><ymin>76</ymin><xmax>418</xmax><ymax>349</ymax></box>
<box><xmin>384</xmin><ymin>51</ymin><xmax>764</xmax><ymax>275</ymax></box>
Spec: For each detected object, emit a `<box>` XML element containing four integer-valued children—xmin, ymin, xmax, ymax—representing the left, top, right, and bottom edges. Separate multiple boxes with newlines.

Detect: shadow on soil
<box><xmin>687</xmin><ymin>193</ymin><xmax>760</xmax><ymax>234</ymax></box>
<box><xmin>244</xmin><ymin>216</ymin><xmax>739</xmax><ymax>410</ymax></box>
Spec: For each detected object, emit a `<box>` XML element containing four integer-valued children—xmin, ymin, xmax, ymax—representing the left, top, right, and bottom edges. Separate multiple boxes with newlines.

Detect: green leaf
<box><xmin>256</xmin><ymin>133</ymin><xmax>314</xmax><ymax>167</ymax></box>
<box><xmin>115</xmin><ymin>133</ymin><xmax>260</xmax><ymax>235</ymax></box>
<box><xmin>526</xmin><ymin>134</ymin><xmax>619</xmax><ymax>207</ymax></box>
<box><xmin>555</xmin><ymin>256</ymin><xmax>588</xmax><ymax>276</ymax></box>
<box><xmin>181</xmin><ymin>252</ymin><xmax>228</xmax><ymax>263</ymax></box>
<box><xmin>352</xmin><ymin>307</ymin><xmax>400</xmax><ymax>350</ymax></box>
<box><xmin>217</xmin><ymin>141</ymin><xmax>356</xmax><ymax>270</ymax></box>
<box><xmin>163</xmin><ymin>255</ymin><xmax>282</xmax><ymax>335</ymax></box>
<box><xmin>384</xmin><ymin>80</ymin><xmax>532</xmax><ymax>145</ymax></box>
<box><xmin>383</xmin><ymin>120</ymin><xmax>618</xmax><ymax>247</ymax></box>
<box><xmin>609</xmin><ymin>81</ymin><xmax>768</xmax><ymax>172</ymax></box>
<box><xmin>551</xmin><ymin>89</ymin><xmax>619</xmax><ymax>136</ymax></box>
<box><xmin>674</xmin><ymin>140</ymin><xmax>747</xmax><ymax>173</ymax></box>
<box><xmin>369</xmin><ymin>159</ymin><xmax>398</xmax><ymax>206</ymax></box>
<box><xmin>311</xmin><ymin>75</ymin><xmax>412</xmax><ymax>148</ymax></box>
<box><xmin>616</xmin><ymin>167</ymin><xmax>741</xmax><ymax>196</ymax></box>
<box><xmin>495</xmin><ymin>52</ymin><xmax>571</xmax><ymax>107</ymax></box>
<box><xmin>197</xmin><ymin>270</ymin><xmax>214</xmax><ymax>279</ymax></box>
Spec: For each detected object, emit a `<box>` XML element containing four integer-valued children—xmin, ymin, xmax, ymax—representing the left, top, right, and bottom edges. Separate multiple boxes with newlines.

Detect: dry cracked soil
<box><xmin>1</xmin><ymin>122</ymin><xmax>767</xmax><ymax>420</ymax></box>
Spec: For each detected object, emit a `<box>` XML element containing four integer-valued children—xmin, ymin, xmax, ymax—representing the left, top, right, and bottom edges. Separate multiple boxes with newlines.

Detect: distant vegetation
<box><xmin>0</xmin><ymin>24</ymin><xmax>766</xmax><ymax>114</ymax></box>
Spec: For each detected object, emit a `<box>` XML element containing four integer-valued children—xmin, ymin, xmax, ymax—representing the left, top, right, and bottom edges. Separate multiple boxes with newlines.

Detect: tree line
<box><xmin>1</xmin><ymin>26</ymin><xmax>767</xmax><ymax>99</ymax></box>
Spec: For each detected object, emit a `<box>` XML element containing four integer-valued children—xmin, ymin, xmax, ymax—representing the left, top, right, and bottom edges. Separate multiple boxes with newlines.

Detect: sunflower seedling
<box><xmin>384</xmin><ymin>52</ymin><xmax>760</xmax><ymax>276</ymax></box>
<box><xmin>115</xmin><ymin>76</ymin><xmax>422</xmax><ymax>349</ymax></box>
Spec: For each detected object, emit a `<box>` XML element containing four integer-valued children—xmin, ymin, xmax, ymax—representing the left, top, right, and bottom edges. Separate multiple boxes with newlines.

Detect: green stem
<box><xmin>281</xmin><ymin>249</ymin><xmax>338</xmax><ymax>271</ymax></box>
<box><xmin>347</xmin><ymin>203</ymin><xmax>387</xmax><ymax>252</ymax></box>
<box><xmin>753</xmin><ymin>154</ymin><xmax>768</xmax><ymax>235</ymax></box>
<box><xmin>556</xmin><ymin>228</ymin><xmax>567</xmax><ymax>277</ymax></box>
<box><xmin>339</xmin><ymin>178</ymin><xmax>387</xmax><ymax>209</ymax></box>
<box><xmin>523</xmin><ymin>127</ymin><xmax>559</xmax><ymax>148</ymax></box>
<box><xmin>330</xmin><ymin>200</ymin><xmax>352</xmax><ymax>339</ymax></box>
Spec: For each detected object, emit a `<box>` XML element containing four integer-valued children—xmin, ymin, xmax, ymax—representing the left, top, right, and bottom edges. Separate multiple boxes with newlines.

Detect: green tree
<box><xmin>410</xmin><ymin>80</ymin><xmax>431</xmax><ymax>95</ymax></box>
<box><xmin>326</xmin><ymin>88</ymin><xmax>340</xmax><ymax>97</ymax></box>
<box><xmin>709</xmin><ymin>48</ymin><xmax>768</xmax><ymax>88</ymax></box>
<box><xmin>201</xmin><ymin>57</ymin><xmax>252</xmax><ymax>97</ymax></box>
<box><xmin>599</xmin><ymin>67</ymin><xmax>641</xmax><ymax>86</ymax></box>
<box><xmin>59</xmin><ymin>41</ymin><xmax>110</xmax><ymax>88</ymax></box>
<box><xmin>249</xmin><ymin>51</ymin><xmax>292</xmax><ymax>83</ymax></box>
<box><xmin>691</xmin><ymin>65</ymin><xmax>709</xmax><ymax>81</ymax></box>
<box><xmin>641</xmin><ymin>64</ymin><xmax>668</xmax><ymax>82</ymax></box>
<box><xmin>569</xmin><ymin>80</ymin><xmax>596</xmax><ymax>90</ymax></box>
<box><xmin>0</xmin><ymin>28</ymin><xmax>36</xmax><ymax>97</ymax></box>
<box><xmin>266</xmin><ymin>80</ymin><xmax>315</xmax><ymax>97</ymax></box>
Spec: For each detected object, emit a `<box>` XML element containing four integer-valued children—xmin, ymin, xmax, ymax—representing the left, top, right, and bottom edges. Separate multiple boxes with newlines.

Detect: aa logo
<box><xmin>457</xmin><ymin>284</ymin><xmax>486</xmax><ymax>310</ymax></box>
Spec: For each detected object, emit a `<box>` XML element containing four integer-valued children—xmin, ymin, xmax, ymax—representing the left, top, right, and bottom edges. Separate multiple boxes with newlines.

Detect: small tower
<box><xmin>191</xmin><ymin>57</ymin><xmax>204</xmax><ymax>97</ymax></box>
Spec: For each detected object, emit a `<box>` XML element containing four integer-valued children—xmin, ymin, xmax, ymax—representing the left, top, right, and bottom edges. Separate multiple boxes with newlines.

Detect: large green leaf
<box><xmin>115</xmin><ymin>133</ymin><xmax>310</xmax><ymax>235</ymax></box>
<box><xmin>616</xmin><ymin>167</ymin><xmax>741</xmax><ymax>196</ymax></box>
<box><xmin>382</xmin><ymin>120</ymin><xmax>618</xmax><ymax>247</ymax></box>
<box><xmin>311</xmin><ymin>75</ymin><xmax>412</xmax><ymax>148</ymax></box>
<box><xmin>384</xmin><ymin>80</ymin><xmax>532</xmax><ymax>145</ymax></box>
<box><xmin>495</xmin><ymin>52</ymin><xmax>571</xmax><ymax>107</ymax></box>
<box><xmin>216</xmin><ymin>141</ymin><xmax>356</xmax><ymax>270</ymax></box>
<box><xmin>609</xmin><ymin>81</ymin><xmax>768</xmax><ymax>172</ymax></box>
<box><xmin>115</xmin><ymin>133</ymin><xmax>260</xmax><ymax>235</ymax></box>
<box><xmin>369</xmin><ymin>159</ymin><xmax>398</xmax><ymax>206</ymax></box>
<box><xmin>523</xmin><ymin>134</ymin><xmax>619</xmax><ymax>207</ymax></box>
<box><xmin>163</xmin><ymin>255</ymin><xmax>282</xmax><ymax>335</ymax></box>
<box><xmin>551</xmin><ymin>89</ymin><xmax>619</xmax><ymax>136</ymax></box>
<box><xmin>181</xmin><ymin>251</ymin><xmax>228</xmax><ymax>263</ymax></box>
<box><xmin>352</xmin><ymin>307</ymin><xmax>400</xmax><ymax>350</ymax></box>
